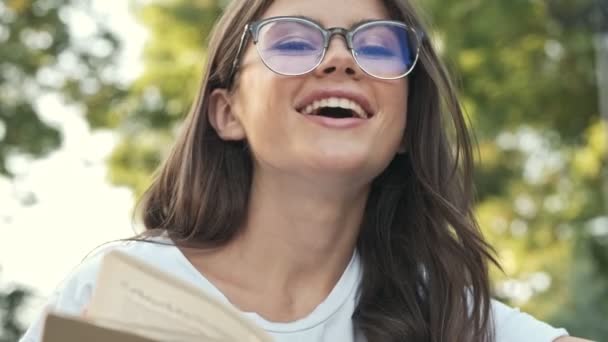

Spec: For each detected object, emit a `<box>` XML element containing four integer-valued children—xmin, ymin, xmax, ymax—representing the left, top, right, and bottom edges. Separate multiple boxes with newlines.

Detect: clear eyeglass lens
<box><xmin>257</xmin><ymin>20</ymin><xmax>325</xmax><ymax>75</ymax></box>
<box><xmin>352</xmin><ymin>23</ymin><xmax>416</xmax><ymax>79</ymax></box>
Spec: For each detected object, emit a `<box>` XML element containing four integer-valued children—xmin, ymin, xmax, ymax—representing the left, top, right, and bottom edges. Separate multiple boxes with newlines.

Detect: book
<box><xmin>41</xmin><ymin>250</ymin><xmax>274</xmax><ymax>342</ymax></box>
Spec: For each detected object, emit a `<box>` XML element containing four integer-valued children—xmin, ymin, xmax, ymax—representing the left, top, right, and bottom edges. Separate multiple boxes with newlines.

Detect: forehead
<box><xmin>261</xmin><ymin>0</ymin><xmax>392</xmax><ymax>27</ymax></box>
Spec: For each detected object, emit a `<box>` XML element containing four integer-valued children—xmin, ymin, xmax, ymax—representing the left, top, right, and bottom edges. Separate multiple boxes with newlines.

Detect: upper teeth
<box><xmin>301</xmin><ymin>97</ymin><xmax>368</xmax><ymax>119</ymax></box>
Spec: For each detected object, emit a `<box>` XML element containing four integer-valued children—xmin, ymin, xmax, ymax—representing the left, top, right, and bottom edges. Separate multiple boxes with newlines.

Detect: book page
<box><xmin>86</xmin><ymin>250</ymin><xmax>273</xmax><ymax>342</ymax></box>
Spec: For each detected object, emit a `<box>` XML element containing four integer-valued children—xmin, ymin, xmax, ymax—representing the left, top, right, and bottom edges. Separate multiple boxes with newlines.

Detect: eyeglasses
<box><xmin>227</xmin><ymin>16</ymin><xmax>424</xmax><ymax>87</ymax></box>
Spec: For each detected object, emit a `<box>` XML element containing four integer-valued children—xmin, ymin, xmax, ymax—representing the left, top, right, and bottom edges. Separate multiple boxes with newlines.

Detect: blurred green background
<box><xmin>0</xmin><ymin>0</ymin><xmax>606</xmax><ymax>341</ymax></box>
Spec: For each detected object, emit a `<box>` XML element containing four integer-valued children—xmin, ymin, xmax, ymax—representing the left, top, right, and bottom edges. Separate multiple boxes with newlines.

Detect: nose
<box><xmin>314</xmin><ymin>35</ymin><xmax>360</xmax><ymax>78</ymax></box>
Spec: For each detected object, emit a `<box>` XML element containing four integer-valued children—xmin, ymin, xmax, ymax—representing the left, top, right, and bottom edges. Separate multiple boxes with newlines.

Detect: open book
<box><xmin>42</xmin><ymin>250</ymin><xmax>274</xmax><ymax>342</ymax></box>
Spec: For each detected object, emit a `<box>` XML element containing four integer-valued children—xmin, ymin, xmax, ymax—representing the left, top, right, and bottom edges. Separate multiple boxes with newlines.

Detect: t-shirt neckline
<box><xmin>163</xmin><ymin>237</ymin><xmax>361</xmax><ymax>333</ymax></box>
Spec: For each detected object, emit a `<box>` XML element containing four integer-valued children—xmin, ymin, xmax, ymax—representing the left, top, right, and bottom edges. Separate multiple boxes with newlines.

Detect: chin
<box><xmin>303</xmin><ymin>152</ymin><xmax>387</xmax><ymax>179</ymax></box>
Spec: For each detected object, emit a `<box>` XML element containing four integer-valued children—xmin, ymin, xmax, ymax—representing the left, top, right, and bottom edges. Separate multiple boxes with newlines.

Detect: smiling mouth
<box><xmin>297</xmin><ymin>97</ymin><xmax>372</xmax><ymax>119</ymax></box>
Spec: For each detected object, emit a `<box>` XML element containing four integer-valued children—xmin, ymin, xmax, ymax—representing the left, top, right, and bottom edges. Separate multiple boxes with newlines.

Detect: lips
<box><xmin>295</xmin><ymin>90</ymin><xmax>375</xmax><ymax>119</ymax></box>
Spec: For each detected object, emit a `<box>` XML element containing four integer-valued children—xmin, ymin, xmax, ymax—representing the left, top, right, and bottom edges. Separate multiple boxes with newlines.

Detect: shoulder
<box><xmin>491</xmin><ymin>299</ymin><xmax>569</xmax><ymax>342</ymax></box>
<box><xmin>53</xmin><ymin>237</ymin><xmax>175</xmax><ymax>308</ymax></box>
<box><xmin>63</xmin><ymin>236</ymin><xmax>177</xmax><ymax>295</ymax></box>
<box><xmin>19</xmin><ymin>237</ymin><xmax>176</xmax><ymax>342</ymax></box>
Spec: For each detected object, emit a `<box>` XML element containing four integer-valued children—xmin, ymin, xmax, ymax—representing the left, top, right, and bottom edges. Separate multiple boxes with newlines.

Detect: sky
<box><xmin>0</xmin><ymin>0</ymin><xmax>147</xmax><ymax>324</ymax></box>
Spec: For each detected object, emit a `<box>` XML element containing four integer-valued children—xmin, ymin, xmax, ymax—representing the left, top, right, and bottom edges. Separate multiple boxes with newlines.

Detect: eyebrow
<box><xmin>291</xmin><ymin>15</ymin><xmax>374</xmax><ymax>29</ymax></box>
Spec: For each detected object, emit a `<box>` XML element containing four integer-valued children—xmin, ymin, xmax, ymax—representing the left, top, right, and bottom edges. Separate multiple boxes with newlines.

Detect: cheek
<box><xmin>379</xmin><ymin>81</ymin><xmax>409</xmax><ymax>143</ymax></box>
<box><xmin>237</xmin><ymin>58</ymin><xmax>281</xmax><ymax>119</ymax></box>
<box><xmin>235</xmin><ymin>70</ymin><xmax>297</xmax><ymax>156</ymax></box>
<box><xmin>237</xmin><ymin>48</ymin><xmax>285</xmax><ymax>111</ymax></box>
<box><xmin>390</xmin><ymin>79</ymin><xmax>409</xmax><ymax>118</ymax></box>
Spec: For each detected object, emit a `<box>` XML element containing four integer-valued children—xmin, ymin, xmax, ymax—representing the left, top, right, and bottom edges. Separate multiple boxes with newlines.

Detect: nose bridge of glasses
<box><xmin>325</xmin><ymin>27</ymin><xmax>352</xmax><ymax>50</ymax></box>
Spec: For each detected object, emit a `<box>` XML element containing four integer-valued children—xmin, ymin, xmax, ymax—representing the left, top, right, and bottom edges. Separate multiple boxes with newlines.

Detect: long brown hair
<box><xmin>138</xmin><ymin>0</ymin><xmax>499</xmax><ymax>340</ymax></box>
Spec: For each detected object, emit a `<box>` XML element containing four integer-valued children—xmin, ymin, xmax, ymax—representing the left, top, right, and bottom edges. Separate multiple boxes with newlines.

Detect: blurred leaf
<box><xmin>0</xmin><ymin>276</ymin><xmax>31</xmax><ymax>341</ymax></box>
<box><xmin>0</xmin><ymin>0</ymin><xmax>123</xmax><ymax>176</ymax></box>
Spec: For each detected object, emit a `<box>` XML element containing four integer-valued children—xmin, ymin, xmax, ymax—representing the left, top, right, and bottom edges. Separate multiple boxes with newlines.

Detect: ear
<box><xmin>208</xmin><ymin>88</ymin><xmax>246</xmax><ymax>141</ymax></box>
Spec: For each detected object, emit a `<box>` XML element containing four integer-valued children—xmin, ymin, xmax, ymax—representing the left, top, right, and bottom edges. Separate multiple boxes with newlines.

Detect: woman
<box><xmin>20</xmin><ymin>0</ymin><xmax>591</xmax><ymax>341</ymax></box>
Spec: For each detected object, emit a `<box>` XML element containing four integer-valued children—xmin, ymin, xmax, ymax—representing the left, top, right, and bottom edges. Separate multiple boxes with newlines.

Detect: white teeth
<box><xmin>339</xmin><ymin>98</ymin><xmax>350</xmax><ymax>109</ymax></box>
<box><xmin>328</xmin><ymin>98</ymin><xmax>340</xmax><ymax>108</ymax></box>
<box><xmin>300</xmin><ymin>97</ymin><xmax>368</xmax><ymax>118</ymax></box>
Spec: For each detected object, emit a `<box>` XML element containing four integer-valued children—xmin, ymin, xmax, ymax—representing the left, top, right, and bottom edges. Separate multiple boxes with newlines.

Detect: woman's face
<box><xmin>228</xmin><ymin>0</ymin><xmax>408</xmax><ymax>184</ymax></box>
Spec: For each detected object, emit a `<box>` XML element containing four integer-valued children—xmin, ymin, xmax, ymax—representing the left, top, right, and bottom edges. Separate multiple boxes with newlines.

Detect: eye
<box><xmin>357</xmin><ymin>45</ymin><xmax>396</xmax><ymax>58</ymax></box>
<box><xmin>272</xmin><ymin>40</ymin><xmax>317</xmax><ymax>51</ymax></box>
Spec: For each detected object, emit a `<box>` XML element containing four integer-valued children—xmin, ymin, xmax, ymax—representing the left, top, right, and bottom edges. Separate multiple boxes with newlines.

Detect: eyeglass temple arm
<box><xmin>227</xmin><ymin>24</ymin><xmax>251</xmax><ymax>88</ymax></box>
<box><xmin>415</xmin><ymin>29</ymin><xmax>425</xmax><ymax>45</ymax></box>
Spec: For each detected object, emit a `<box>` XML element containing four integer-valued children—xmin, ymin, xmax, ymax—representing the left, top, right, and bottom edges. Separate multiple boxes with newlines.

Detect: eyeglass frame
<box><xmin>226</xmin><ymin>16</ymin><xmax>425</xmax><ymax>88</ymax></box>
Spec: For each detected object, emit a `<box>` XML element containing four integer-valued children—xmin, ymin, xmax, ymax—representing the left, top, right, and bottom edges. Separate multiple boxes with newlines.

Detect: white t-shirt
<box><xmin>19</xmin><ymin>238</ymin><xmax>569</xmax><ymax>342</ymax></box>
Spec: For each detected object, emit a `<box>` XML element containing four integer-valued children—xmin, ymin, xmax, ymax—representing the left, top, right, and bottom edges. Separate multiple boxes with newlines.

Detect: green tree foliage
<box><xmin>421</xmin><ymin>0</ymin><xmax>607</xmax><ymax>339</ymax></box>
<box><xmin>108</xmin><ymin>0</ymin><xmax>223</xmax><ymax>195</ymax></box>
<box><xmin>0</xmin><ymin>284</ymin><xmax>30</xmax><ymax>342</ymax></box>
<box><xmin>0</xmin><ymin>0</ymin><xmax>123</xmax><ymax>176</ymax></box>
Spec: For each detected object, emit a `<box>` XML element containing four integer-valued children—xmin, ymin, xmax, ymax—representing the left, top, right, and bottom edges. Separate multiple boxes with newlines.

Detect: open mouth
<box><xmin>297</xmin><ymin>97</ymin><xmax>372</xmax><ymax>119</ymax></box>
<box><xmin>306</xmin><ymin>107</ymin><xmax>359</xmax><ymax>119</ymax></box>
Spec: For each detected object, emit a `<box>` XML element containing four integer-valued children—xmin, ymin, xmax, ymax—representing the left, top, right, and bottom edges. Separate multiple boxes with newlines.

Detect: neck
<box><xmin>183</xmin><ymin>168</ymin><xmax>370</xmax><ymax>321</ymax></box>
<box><xmin>210</xmin><ymin>168</ymin><xmax>367</xmax><ymax>291</ymax></box>
<box><xmin>235</xmin><ymin>170</ymin><xmax>368</xmax><ymax>286</ymax></box>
